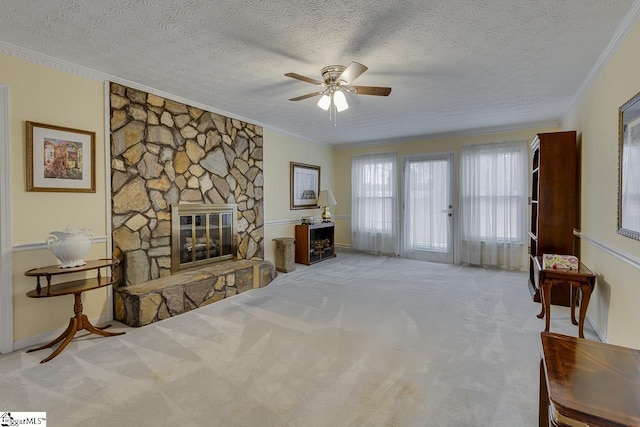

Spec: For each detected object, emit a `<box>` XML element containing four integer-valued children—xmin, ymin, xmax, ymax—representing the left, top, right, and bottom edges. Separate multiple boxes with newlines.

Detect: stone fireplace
<box><xmin>109</xmin><ymin>82</ymin><xmax>265</xmax><ymax>286</ymax></box>
<box><xmin>171</xmin><ymin>203</ymin><xmax>237</xmax><ymax>273</ymax></box>
<box><xmin>109</xmin><ymin>83</ymin><xmax>276</xmax><ymax>327</ymax></box>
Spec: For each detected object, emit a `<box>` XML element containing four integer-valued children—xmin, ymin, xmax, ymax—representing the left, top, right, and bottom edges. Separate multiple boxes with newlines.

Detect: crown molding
<box><xmin>565</xmin><ymin>0</ymin><xmax>640</xmax><ymax>118</ymax></box>
<box><xmin>0</xmin><ymin>40</ymin><xmax>268</xmax><ymax>130</ymax></box>
<box><xmin>335</xmin><ymin>120</ymin><xmax>560</xmax><ymax>149</ymax></box>
<box><xmin>0</xmin><ymin>41</ymin><xmax>106</xmax><ymax>81</ymax></box>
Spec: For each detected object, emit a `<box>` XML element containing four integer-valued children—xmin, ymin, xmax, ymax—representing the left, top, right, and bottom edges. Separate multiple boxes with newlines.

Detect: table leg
<box><xmin>29</xmin><ymin>292</ymin><xmax>125</xmax><ymax>363</ymax></box>
<box><xmin>539</xmin><ymin>280</ymin><xmax>552</xmax><ymax>332</ymax></box>
<box><xmin>537</xmin><ymin>282</ymin><xmax>546</xmax><ymax>319</ymax></box>
<box><xmin>81</xmin><ymin>315</ymin><xmax>124</xmax><ymax>337</ymax></box>
<box><xmin>39</xmin><ymin>316</ymin><xmax>81</xmax><ymax>363</ymax></box>
<box><xmin>578</xmin><ymin>284</ymin><xmax>592</xmax><ymax>339</ymax></box>
<box><xmin>571</xmin><ymin>284</ymin><xmax>579</xmax><ymax>326</ymax></box>
<box><xmin>26</xmin><ymin>317</ymin><xmax>74</xmax><ymax>353</ymax></box>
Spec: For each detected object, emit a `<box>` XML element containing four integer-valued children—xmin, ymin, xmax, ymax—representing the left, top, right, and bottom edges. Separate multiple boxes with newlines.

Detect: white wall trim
<box><xmin>0</xmin><ymin>84</ymin><xmax>13</xmax><ymax>354</ymax></box>
<box><xmin>334</xmin><ymin>243</ymin><xmax>352</xmax><ymax>251</ymax></box>
<box><xmin>336</xmin><ymin>120</ymin><xmax>560</xmax><ymax>149</ymax></box>
<box><xmin>265</xmin><ymin>219</ymin><xmax>299</xmax><ymax>226</ymax></box>
<box><xmin>0</xmin><ymin>41</ymin><xmax>248</xmax><ymax>123</ymax></box>
<box><xmin>574</xmin><ymin>230</ymin><xmax>640</xmax><ymax>270</ymax></box>
<box><xmin>13</xmin><ymin>314</ymin><xmax>112</xmax><ymax>352</ymax></box>
<box><xmin>12</xmin><ymin>236</ymin><xmax>108</xmax><ymax>253</ymax></box>
<box><xmin>0</xmin><ymin>40</ymin><xmax>318</xmax><ymax>146</ymax></box>
<box><xmin>103</xmin><ymin>81</ymin><xmax>114</xmax><ymax>322</ymax></box>
<box><xmin>566</xmin><ymin>0</ymin><xmax>640</xmax><ymax>118</ymax></box>
<box><xmin>586</xmin><ymin>315</ymin><xmax>606</xmax><ymax>343</ymax></box>
<box><xmin>265</xmin><ymin>217</ymin><xmax>351</xmax><ymax>227</ymax></box>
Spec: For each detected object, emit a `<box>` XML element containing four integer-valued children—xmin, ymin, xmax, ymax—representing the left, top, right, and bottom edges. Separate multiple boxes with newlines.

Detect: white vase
<box><xmin>46</xmin><ymin>226</ymin><xmax>95</xmax><ymax>268</ymax></box>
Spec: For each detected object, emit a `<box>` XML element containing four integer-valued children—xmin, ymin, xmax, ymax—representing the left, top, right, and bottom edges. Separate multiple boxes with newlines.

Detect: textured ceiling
<box><xmin>0</xmin><ymin>0</ymin><xmax>636</xmax><ymax>145</ymax></box>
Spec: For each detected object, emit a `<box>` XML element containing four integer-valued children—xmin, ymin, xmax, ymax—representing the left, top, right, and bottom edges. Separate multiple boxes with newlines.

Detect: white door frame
<box><xmin>0</xmin><ymin>84</ymin><xmax>13</xmax><ymax>354</ymax></box>
<box><xmin>401</xmin><ymin>152</ymin><xmax>457</xmax><ymax>263</ymax></box>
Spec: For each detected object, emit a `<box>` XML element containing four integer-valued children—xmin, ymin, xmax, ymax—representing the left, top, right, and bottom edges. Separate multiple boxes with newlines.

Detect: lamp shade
<box><xmin>317</xmin><ymin>189</ymin><xmax>337</xmax><ymax>207</ymax></box>
<box><xmin>317</xmin><ymin>94</ymin><xmax>331</xmax><ymax>111</ymax></box>
<box><xmin>333</xmin><ymin>90</ymin><xmax>349</xmax><ymax>112</ymax></box>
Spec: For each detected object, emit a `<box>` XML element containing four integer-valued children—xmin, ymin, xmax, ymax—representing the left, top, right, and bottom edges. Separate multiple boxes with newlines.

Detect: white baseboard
<box><xmin>334</xmin><ymin>243</ymin><xmax>352</xmax><ymax>251</ymax></box>
<box><xmin>12</xmin><ymin>314</ymin><xmax>113</xmax><ymax>352</ymax></box>
<box><xmin>586</xmin><ymin>315</ymin><xmax>606</xmax><ymax>343</ymax></box>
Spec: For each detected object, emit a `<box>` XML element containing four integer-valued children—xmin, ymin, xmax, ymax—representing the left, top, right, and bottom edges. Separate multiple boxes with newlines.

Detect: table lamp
<box><xmin>317</xmin><ymin>190</ymin><xmax>337</xmax><ymax>223</ymax></box>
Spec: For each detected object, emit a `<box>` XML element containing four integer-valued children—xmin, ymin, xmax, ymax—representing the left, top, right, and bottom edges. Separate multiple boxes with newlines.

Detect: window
<box><xmin>459</xmin><ymin>141</ymin><xmax>528</xmax><ymax>269</ymax></box>
<box><xmin>351</xmin><ymin>153</ymin><xmax>398</xmax><ymax>254</ymax></box>
<box><xmin>460</xmin><ymin>142</ymin><xmax>527</xmax><ymax>242</ymax></box>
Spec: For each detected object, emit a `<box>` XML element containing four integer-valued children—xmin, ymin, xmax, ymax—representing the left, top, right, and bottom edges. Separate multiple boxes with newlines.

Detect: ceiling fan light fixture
<box><xmin>286</xmin><ymin>61</ymin><xmax>389</xmax><ymax>123</ymax></box>
<box><xmin>333</xmin><ymin>90</ymin><xmax>349</xmax><ymax>112</ymax></box>
<box><xmin>317</xmin><ymin>94</ymin><xmax>331</xmax><ymax>111</ymax></box>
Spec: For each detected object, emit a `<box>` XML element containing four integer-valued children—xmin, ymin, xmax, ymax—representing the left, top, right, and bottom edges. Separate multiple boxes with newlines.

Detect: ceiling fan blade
<box><xmin>350</xmin><ymin>85</ymin><xmax>392</xmax><ymax>96</ymax></box>
<box><xmin>338</xmin><ymin>62</ymin><xmax>368</xmax><ymax>84</ymax></box>
<box><xmin>284</xmin><ymin>72</ymin><xmax>323</xmax><ymax>85</ymax></box>
<box><xmin>289</xmin><ymin>91</ymin><xmax>323</xmax><ymax>101</ymax></box>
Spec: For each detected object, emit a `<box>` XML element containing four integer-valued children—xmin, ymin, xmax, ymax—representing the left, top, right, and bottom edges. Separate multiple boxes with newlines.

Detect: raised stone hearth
<box><xmin>114</xmin><ymin>259</ymin><xmax>277</xmax><ymax>327</ymax></box>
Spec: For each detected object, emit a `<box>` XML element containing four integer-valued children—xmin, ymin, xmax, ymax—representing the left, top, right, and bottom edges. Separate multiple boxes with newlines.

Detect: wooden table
<box><xmin>539</xmin><ymin>332</ymin><xmax>640</xmax><ymax>426</ymax></box>
<box><xmin>25</xmin><ymin>259</ymin><xmax>125</xmax><ymax>363</ymax></box>
<box><xmin>534</xmin><ymin>256</ymin><xmax>596</xmax><ymax>338</ymax></box>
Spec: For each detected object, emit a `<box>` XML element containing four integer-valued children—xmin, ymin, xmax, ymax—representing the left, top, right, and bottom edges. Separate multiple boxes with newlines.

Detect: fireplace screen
<box><xmin>171</xmin><ymin>204</ymin><xmax>237</xmax><ymax>273</ymax></box>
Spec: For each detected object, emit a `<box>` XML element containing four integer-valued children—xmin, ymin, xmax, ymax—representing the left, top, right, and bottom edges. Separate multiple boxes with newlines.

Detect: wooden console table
<box><xmin>534</xmin><ymin>256</ymin><xmax>596</xmax><ymax>338</ymax></box>
<box><xmin>25</xmin><ymin>259</ymin><xmax>125</xmax><ymax>363</ymax></box>
<box><xmin>539</xmin><ymin>332</ymin><xmax>640</xmax><ymax>426</ymax></box>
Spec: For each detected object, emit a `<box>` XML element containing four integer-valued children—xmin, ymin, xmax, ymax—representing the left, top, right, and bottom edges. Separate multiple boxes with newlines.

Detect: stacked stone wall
<box><xmin>109</xmin><ymin>83</ymin><xmax>264</xmax><ymax>286</ymax></box>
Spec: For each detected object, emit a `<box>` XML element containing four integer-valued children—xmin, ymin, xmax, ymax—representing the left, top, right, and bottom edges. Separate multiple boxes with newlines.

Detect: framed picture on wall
<box><xmin>618</xmin><ymin>91</ymin><xmax>640</xmax><ymax>239</ymax></box>
<box><xmin>26</xmin><ymin>121</ymin><xmax>96</xmax><ymax>193</ymax></box>
<box><xmin>290</xmin><ymin>162</ymin><xmax>320</xmax><ymax>210</ymax></box>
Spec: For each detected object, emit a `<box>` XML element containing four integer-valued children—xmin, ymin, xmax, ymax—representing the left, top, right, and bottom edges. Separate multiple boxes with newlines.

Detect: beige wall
<box><xmin>2</xmin><ymin>53</ymin><xmax>109</xmax><ymax>343</ymax></box>
<box><xmin>6</xmin><ymin>16</ymin><xmax>640</xmax><ymax>351</ymax></box>
<box><xmin>332</xmin><ymin>128</ymin><xmax>559</xmax><ymax>247</ymax></box>
<box><xmin>2</xmin><ymin>52</ymin><xmax>335</xmax><ymax>347</ymax></box>
<box><xmin>263</xmin><ymin>129</ymin><xmax>334</xmax><ymax>264</ymax></box>
<box><xmin>562</xmin><ymin>19</ymin><xmax>640</xmax><ymax>348</ymax></box>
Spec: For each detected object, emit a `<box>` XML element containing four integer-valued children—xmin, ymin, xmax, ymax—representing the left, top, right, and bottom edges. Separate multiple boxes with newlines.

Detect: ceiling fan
<box><xmin>285</xmin><ymin>62</ymin><xmax>391</xmax><ymax>123</ymax></box>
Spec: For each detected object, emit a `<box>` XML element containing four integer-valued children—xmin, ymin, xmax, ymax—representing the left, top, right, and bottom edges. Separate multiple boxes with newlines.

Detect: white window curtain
<box><xmin>459</xmin><ymin>141</ymin><xmax>528</xmax><ymax>269</ymax></box>
<box><xmin>351</xmin><ymin>153</ymin><xmax>399</xmax><ymax>255</ymax></box>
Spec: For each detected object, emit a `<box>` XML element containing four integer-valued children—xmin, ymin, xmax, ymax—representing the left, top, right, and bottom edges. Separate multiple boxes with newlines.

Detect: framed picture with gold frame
<box><xmin>618</xmin><ymin>92</ymin><xmax>640</xmax><ymax>239</ymax></box>
<box><xmin>290</xmin><ymin>162</ymin><xmax>320</xmax><ymax>210</ymax></box>
<box><xmin>26</xmin><ymin>121</ymin><xmax>96</xmax><ymax>193</ymax></box>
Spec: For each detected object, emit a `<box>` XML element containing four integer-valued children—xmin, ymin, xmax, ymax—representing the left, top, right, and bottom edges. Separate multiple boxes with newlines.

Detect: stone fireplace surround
<box><xmin>109</xmin><ymin>83</ymin><xmax>275</xmax><ymax>326</ymax></box>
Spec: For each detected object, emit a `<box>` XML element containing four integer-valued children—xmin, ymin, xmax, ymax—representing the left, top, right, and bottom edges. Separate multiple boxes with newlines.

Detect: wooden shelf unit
<box><xmin>528</xmin><ymin>131</ymin><xmax>577</xmax><ymax>306</ymax></box>
<box><xmin>295</xmin><ymin>222</ymin><xmax>336</xmax><ymax>265</ymax></box>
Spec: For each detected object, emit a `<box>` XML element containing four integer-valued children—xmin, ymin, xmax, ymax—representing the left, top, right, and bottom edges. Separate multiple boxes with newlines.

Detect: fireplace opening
<box><xmin>171</xmin><ymin>204</ymin><xmax>238</xmax><ymax>273</ymax></box>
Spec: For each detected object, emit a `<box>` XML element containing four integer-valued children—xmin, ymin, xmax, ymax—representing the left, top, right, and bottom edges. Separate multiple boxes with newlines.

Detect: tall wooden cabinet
<box><xmin>528</xmin><ymin>131</ymin><xmax>577</xmax><ymax>306</ymax></box>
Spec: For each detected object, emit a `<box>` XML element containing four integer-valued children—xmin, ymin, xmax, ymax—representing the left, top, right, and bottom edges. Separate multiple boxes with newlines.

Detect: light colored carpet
<box><xmin>0</xmin><ymin>252</ymin><xmax>597</xmax><ymax>426</ymax></box>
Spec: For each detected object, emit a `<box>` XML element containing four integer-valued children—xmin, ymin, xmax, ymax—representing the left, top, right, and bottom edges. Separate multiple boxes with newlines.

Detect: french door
<box><xmin>402</xmin><ymin>153</ymin><xmax>455</xmax><ymax>263</ymax></box>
